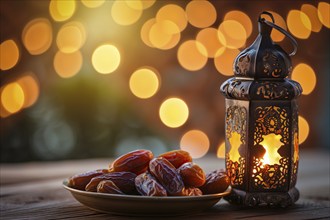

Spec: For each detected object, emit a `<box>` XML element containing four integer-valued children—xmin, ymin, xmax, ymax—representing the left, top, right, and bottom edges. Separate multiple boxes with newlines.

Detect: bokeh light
<box><xmin>180</xmin><ymin>130</ymin><xmax>210</xmax><ymax>159</ymax></box>
<box><xmin>22</xmin><ymin>18</ymin><xmax>52</xmax><ymax>55</ymax></box>
<box><xmin>125</xmin><ymin>0</ymin><xmax>143</xmax><ymax>10</ymax></box>
<box><xmin>262</xmin><ymin>11</ymin><xmax>287</xmax><ymax>42</ymax></box>
<box><xmin>92</xmin><ymin>44</ymin><xmax>121</xmax><ymax>74</ymax></box>
<box><xmin>0</xmin><ymin>101</ymin><xmax>11</xmax><ymax>118</ymax></box>
<box><xmin>217</xmin><ymin>141</ymin><xmax>226</xmax><ymax>159</ymax></box>
<box><xmin>111</xmin><ymin>0</ymin><xmax>142</xmax><ymax>26</ymax></box>
<box><xmin>224</xmin><ymin>11</ymin><xmax>253</xmax><ymax>38</ymax></box>
<box><xmin>1</xmin><ymin>83</ymin><xmax>25</xmax><ymax>114</ymax></box>
<box><xmin>214</xmin><ymin>48</ymin><xmax>240</xmax><ymax>76</ymax></box>
<box><xmin>149</xmin><ymin>20</ymin><xmax>180</xmax><ymax>49</ymax></box>
<box><xmin>56</xmin><ymin>21</ymin><xmax>86</xmax><ymax>53</ymax></box>
<box><xmin>318</xmin><ymin>2</ymin><xmax>330</xmax><ymax>28</ymax></box>
<box><xmin>49</xmin><ymin>0</ymin><xmax>76</xmax><ymax>22</ymax></box>
<box><xmin>159</xmin><ymin>98</ymin><xmax>189</xmax><ymax>128</ymax></box>
<box><xmin>140</xmin><ymin>0</ymin><xmax>156</xmax><ymax>10</ymax></box>
<box><xmin>81</xmin><ymin>0</ymin><xmax>105</xmax><ymax>8</ymax></box>
<box><xmin>177</xmin><ymin>40</ymin><xmax>208</xmax><ymax>71</ymax></box>
<box><xmin>156</xmin><ymin>4</ymin><xmax>187</xmax><ymax>32</ymax></box>
<box><xmin>0</xmin><ymin>39</ymin><xmax>20</xmax><ymax>71</ymax></box>
<box><xmin>54</xmin><ymin>50</ymin><xmax>83</xmax><ymax>78</ymax></box>
<box><xmin>298</xmin><ymin>116</ymin><xmax>309</xmax><ymax>144</ymax></box>
<box><xmin>301</xmin><ymin>4</ymin><xmax>322</xmax><ymax>32</ymax></box>
<box><xmin>291</xmin><ymin>63</ymin><xmax>316</xmax><ymax>95</ymax></box>
<box><xmin>287</xmin><ymin>10</ymin><xmax>311</xmax><ymax>39</ymax></box>
<box><xmin>218</xmin><ymin>20</ymin><xmax>247</xmax><ymax>49</ymax></box>
<box><xmin>141</xmin><ymin>18</ymin><xmax>156</xmax><ymax>48</ymax></box>
<box><xmin>196</xmin><ymin>28</ymin><xmax>225</xmax><ymax>58</ymax></box>
<box><xmin>159</xmin><ymin>32</ymin><xmax>181</xmax><ymax>50</ymax></box>
<box><xmin>186</xmin><ymin>0</ymin><xmax>216</xmax><ymax>28</ymax></box>
<box><xmin>17</xmin><ymin>73</ymin><xmax>40</xmax><ymax>108</ymax></box>
<box><xmin>129</xmin><ymin>68</ymin><xmax>160</xmax><ymax>99</ymax></box>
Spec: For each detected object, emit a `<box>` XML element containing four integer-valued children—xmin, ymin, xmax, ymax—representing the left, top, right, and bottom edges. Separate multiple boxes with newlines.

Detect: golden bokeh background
<box><xmin>0</xmin><ymin>0</ymin><xmax>329</xmax><ymax>162</ymax></box>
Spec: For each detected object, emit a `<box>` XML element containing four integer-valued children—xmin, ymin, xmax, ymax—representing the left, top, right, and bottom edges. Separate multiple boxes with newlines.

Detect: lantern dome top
<box><xmin>233</xmin><ymin>11</ymin><xmax>298</xmax><ymax>79</ymax></box>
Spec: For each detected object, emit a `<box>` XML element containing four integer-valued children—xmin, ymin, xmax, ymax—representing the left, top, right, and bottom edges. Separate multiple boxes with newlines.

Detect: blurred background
<box><xmin>0</xmin><ymin>0</ymin><xmax>329</xmax><ymax>162</ymax></box>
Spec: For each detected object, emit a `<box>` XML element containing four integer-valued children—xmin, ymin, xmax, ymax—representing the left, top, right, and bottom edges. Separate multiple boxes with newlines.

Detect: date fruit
<box><xmin>135</xmin><ymin>172</ymin><xmax>167</xmax><ymax>196</ymax></box>
<box><xmin>111</xmin><ymin>149</ymin><xmax>153</xmax><ymax>175</ymax></box>
<box><xmin>85</xmin><ymin>172</ymin><xmax>136</xmax><ymax>194</ymax></box>
<box><xmin>68</xmin><ymin>169</ymin><xmax>109</xmax><ymax>190</ymax></box>
<box><xmin>97</xmin><ymin>180</ymin><xmax>123</xmax><ymax>194</ymax></box>
<box><xmin>199</xmin><ymin>170</ymin><xmax>229</xmax><ymax>194</ymax></box>
<box><xmin>149</xmin><ymin>157</ymin><xmax>184</xmax><ymax>195</ymax></box>
<box><xmin>177</xmin><ymin>162</ymin><xmax>206</xmax><ymax>187</ymax></box>
<box><xmin>180</xmin><ymin>187</ymin><xmax>203</xmax><ymax>196</ymax></box>
<box><xmin>158</xmin><ymin>150</ymin><xmax>192</xmax><ymax>168</ymax></box>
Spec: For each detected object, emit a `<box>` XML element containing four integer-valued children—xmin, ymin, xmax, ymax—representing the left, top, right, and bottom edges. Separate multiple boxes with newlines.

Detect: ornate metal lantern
<box><xmin>220</xmin><ymin>12</ymin><xmax>302</xmax><ymax>207</ymax></box>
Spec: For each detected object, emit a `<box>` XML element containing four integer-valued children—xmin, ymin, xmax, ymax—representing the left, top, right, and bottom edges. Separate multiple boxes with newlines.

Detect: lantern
<box><xmin>220</xmin><ymin>12</ymin><xmax>302</xmax><ymax>207</ymax></box>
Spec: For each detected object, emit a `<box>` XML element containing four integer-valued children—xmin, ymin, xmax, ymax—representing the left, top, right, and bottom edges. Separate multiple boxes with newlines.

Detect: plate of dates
<box><xmin>63</xmin><ymin>149</ymin><xmax>231</xmax><ymax>216</ymax></box>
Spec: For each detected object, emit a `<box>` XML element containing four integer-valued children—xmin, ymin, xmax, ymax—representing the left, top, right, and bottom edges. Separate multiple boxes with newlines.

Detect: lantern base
<box><xmin>225</xmin><ymin>187</ymin><xmax>299</xmax><ymax>207</ymax></box>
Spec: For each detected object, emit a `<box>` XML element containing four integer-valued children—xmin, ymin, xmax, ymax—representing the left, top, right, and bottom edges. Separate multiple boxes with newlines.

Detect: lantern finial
<box><xmin>233</xmin><ymin>11</ymin><xmax>298</xmax><ymax>79</ymax></box>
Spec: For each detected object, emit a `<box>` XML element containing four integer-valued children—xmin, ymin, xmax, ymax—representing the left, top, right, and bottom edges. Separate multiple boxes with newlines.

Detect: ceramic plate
<box><xmin>63</xmin><ymin>179</ymin><xmax>231</xmax><ymax>216</ymax></box>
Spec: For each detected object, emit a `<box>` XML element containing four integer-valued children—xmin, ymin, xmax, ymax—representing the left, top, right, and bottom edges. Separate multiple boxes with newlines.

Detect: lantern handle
<box><xmin>259</xmin><ymin>11</ymin><xmax>298</xmax><ymax>56</ymax></box>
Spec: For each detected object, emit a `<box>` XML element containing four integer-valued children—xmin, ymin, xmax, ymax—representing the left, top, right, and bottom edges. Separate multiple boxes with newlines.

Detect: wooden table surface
<box><xmin>1</xmin><ymin>151</ymin><xmax>329</xmax><ymax>220</ymax></box>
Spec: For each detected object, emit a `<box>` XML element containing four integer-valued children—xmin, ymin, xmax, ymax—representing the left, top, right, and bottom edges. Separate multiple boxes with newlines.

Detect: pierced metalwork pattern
<box><xmin>255</xmin><ymin>82</ymin><xmax>290</xmax><ymax>99</ymax></box>
<box><xmin>262</xmin><ymin>49</ymin><xmax>285</xmax><ymax>78</ymax></box>
<box><xmin>235</xmin><ymin>50</ymin><xmax>253</xmax><ymax>76</ymax></box>
<box><xmin>254</xmin><ymin>106</ymin><xmax>289</xmax><ymax>145</ymax></box>
<box><xmin>252</xmin><ymin>157</ymin><xmax>289</xmax><ymax>189</ymax></box>
<box><xmin>220</xmin><ymin>78</ymin><xmax>250</xmax><ymax>100</ymax></box>
<box><xmin>226</xmin><ymin>154</ymin><xmax>245</xmax><ymax>185</ymax></box>
<box><xmin>220</xmin><ymin>78</ymin><xmax>302</xmax><ymax>101</ymax></box>
<box><xmin>226</xmin><ymin>105</ymin><xmax>247</xmax><ymax>142</ymax></box>
<box><xmin>225</xmin><ymin>105</ymin><xmax>247</xmax><ymax>186</ymax></box>
<box><xmin>252</xmin><ymin>106</ymin><xmax>290</xmax><ymax>190</ymax></box>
